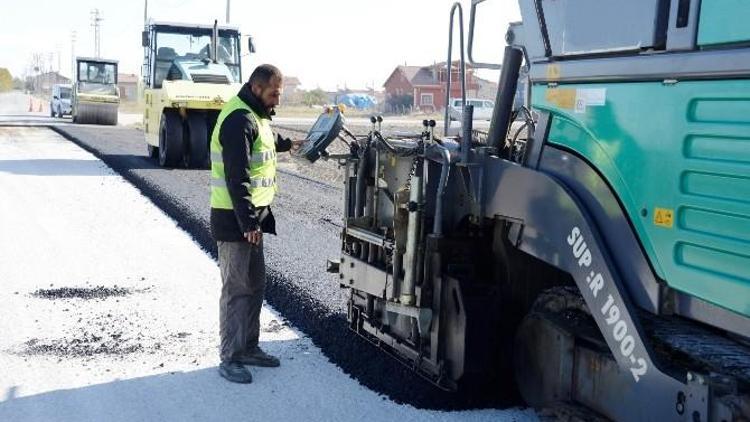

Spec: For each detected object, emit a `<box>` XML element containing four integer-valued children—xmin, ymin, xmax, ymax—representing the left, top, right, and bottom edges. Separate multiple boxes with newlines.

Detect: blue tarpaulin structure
<box><xmin>337</xmin><ymin>93</ymin><xmax>377</xmax><ymax>110</ymax></box>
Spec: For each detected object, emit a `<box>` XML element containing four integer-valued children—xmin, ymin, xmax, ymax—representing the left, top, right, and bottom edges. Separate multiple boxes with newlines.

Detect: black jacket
<box><xmin>210</xmin><ymin>83</ymin><xmax>292</xmax><ymax>242</ymax></box>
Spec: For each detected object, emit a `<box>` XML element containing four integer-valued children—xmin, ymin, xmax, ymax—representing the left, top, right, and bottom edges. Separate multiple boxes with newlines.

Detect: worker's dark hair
<box><xmin>248</xmin><ymin>64</ymin><xmax>283</xmax><ymax>87</ymax></box>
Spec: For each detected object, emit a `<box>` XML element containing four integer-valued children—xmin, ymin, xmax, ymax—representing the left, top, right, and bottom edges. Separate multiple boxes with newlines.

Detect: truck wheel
<box><xmin>147</xmin><ymin>144</ymin><xmax>159</xmax><ymax>160</ymax></box>
<box><xmin>183</xmin><ymin>113</ymin><xmax>209</xmax><ymax>169</ymax></box>
<box><xmin>158</xmin><ymin>110</ymin><xmax>184</xmax><ymax>167</ymax></box>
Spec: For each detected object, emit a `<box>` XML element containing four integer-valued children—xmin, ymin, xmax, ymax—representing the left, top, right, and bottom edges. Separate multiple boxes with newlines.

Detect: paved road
<box><xmin>0</xmin><ymin>126</ymin><xmax>532</xmax><ymax>422</ymax></box>
<box><xmin>0</xmin><ymin>91</ymin><xmax>513</xmax><ymax>409</ymax></box>
<box><xmin>30</xmin><ymin>124</ymin><xmax>509</xmax><ymax>410</ymax></box>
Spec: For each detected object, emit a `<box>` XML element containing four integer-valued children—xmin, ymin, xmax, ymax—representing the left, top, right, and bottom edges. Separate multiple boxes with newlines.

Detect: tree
<box><xmin>24</xmin><ymin>77</ymin><xmax>35</xmax><ymax>92</ymax></box>
<box><xmin>0</xmin><ymin>68</ymin><xmax>13</xmax><ymax>92</ymax></box>
<box><xmin>303</xmin><ymin>89</ymin><xmax>328</xmax><ymax>107</ymax></box>
<box><xmin>386</xmin><ymin>93</ymin><xmax>413</xmax><ymax>113</ymax></box>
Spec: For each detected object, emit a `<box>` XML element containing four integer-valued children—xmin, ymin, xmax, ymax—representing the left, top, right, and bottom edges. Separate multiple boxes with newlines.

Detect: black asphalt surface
<box><xmin>47</xmin><ymin>123</ymin><xmax>508</xmax><ymax>410</ymax></box>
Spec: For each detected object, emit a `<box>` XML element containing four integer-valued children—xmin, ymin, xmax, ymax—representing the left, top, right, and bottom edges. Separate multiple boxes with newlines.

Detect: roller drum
<box><xmin>75</xmin><ymin>102</ymin><xmax>118</xmax><ymax>125</ymax></box>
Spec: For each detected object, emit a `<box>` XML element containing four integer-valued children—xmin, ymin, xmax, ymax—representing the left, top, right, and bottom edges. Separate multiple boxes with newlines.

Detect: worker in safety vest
<box><xmin>210</xmin><ymin>64</ymin><xmax>302</xmax><ymax>384</ymax></box>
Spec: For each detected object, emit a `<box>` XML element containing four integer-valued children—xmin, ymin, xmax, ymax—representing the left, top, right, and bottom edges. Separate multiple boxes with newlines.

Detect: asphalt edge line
<box><xmin>277</xmin><ymin>167</ymin><xmax>342</xmax><ymax>191</ymax></box>
<box><xmin>43</xmin><ymin>124</ymin><xmax>485</xmax><ymax>410</ymax></box>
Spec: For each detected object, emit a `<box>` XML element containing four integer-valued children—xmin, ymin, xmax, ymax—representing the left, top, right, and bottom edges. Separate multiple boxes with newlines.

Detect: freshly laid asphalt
<box><xmin>47</xmin><ymin>122</ymin><xmax>509</xmax><ymax>410</ymax></box>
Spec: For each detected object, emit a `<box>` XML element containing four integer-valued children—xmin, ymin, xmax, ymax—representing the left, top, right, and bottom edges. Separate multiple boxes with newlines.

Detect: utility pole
<box><xmin>226</xmin><ymin>0</ymin><xmax>230</xmax><ymax>23</ymax></box>
<box><xmin>31</xmin><ymin>53</ymin><xmax>43</xmax><ymax>93</ymax></box>
<box><xmin>47</xmin><ymin>52</ymin><xmax>54</xmax><ymax>91</ymax></box>
<box><xmin>91</xmin><ymin>8</ymin><xmax>103</xmax><ymax>58</ymax></box>
<box><xmin>71</xmin><ymin>31</ymin><xmax>77</xmax><ymax>81</ymax></box>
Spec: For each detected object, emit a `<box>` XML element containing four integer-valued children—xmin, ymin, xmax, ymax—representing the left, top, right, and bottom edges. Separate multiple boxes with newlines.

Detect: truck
<box><xmin>71</xmin><ymin>57</ymin><xmax>120</xmax><ymax>125</ymax></box>
<box><xmin>140</xmin><ymin>19</ymin><xmax>253</xmax><ymax>168</ymax></box>
<box><xmin>321</xmin><ymin>0</ymin><xmax>750</xmax><ymax>420</ymax></box>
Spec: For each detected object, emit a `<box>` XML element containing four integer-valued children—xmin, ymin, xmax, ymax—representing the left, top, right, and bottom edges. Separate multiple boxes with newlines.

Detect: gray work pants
<box><xmin>218</xmin><ymin>239</ymin><xmax>266</xmax><ymax>363</ymax></box>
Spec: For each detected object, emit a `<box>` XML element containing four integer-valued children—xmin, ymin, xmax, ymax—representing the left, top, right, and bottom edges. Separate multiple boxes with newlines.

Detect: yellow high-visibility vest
<box><xmin>210</xmin><ymin>96</ymin><xmax>277</xmax><ymax>210</ymax></box>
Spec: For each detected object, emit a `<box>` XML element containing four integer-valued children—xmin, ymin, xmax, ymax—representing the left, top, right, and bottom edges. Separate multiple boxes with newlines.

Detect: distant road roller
<box><xmin>71</xmin><ymin>57</ymin><xmax>120</xmax><ymax>125</ymax></box>
<box><xmin>141</xmin><ymin>20</ymin><xmax>253</xmax><ymax>168</ymax></box>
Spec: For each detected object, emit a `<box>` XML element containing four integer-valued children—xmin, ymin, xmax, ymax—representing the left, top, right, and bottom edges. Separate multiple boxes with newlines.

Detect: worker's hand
<box><xmin>290</xmin><ymin>139</ymin><xmax>304</xmax><ymax>153</ymax></box>
<box><xmin>244</xmin><ymin>229</ymin><xmax>262</xmax><ymax>246</ymax></box>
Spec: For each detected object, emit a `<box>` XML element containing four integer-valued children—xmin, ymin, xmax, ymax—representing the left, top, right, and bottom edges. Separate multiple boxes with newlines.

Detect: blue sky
<box><xmin>0</xmin><ymin>0</ymin><xmax>519</xmax><ymax>90</ymax></box>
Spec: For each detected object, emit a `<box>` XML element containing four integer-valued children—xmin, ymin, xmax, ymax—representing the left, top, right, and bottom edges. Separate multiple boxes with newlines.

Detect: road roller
<box><xmin>71</xmin><ymin>57</ymin><xmax>120</xmax><ymax>126</ymax></box>
<box><xmin>141</xmin><ymin>19</ymin><xmax>253</xmax><ymax>169</ymax></box>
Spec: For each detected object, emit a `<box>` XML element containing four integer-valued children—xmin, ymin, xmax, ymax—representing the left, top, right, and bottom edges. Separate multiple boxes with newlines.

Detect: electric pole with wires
<box><xmin>71</xmin><ymin>31</ymin><xmax>77</xmax><ymax>80</ymax></box>
<box><xmin>91</xmin><ymin>9</ymin><xmax>103</xmax><ymax>58</ymax></box>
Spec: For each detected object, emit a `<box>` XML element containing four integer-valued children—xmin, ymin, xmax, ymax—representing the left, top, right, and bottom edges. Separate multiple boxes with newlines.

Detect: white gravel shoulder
<box><xmin>0</xmin><ymin>126</ymin><xmax>537</xmax><ymax>422</ymax></box>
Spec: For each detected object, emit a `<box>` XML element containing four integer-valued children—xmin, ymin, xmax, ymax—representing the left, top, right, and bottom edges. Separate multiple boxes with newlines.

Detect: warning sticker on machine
<box><xmin>574</xmin><ymin>98</ymin><xmax>587</xmax><ymax>114</ymax></box>
<box><xmin>546</xmin><ymin>88</ymin><xmax>576</xmax><ymax>110</ymax></box>
<box><xmin>546</xmin><ymin>64</ymin><xmax>561</xmax><ymax>81</ymax></box>
<box><xmin>547</xmin><ymin>88</ymin><xmax>606</xmax><ymax>113</ymax></box>
<box><xmin>654</xmin><ymin>208</ymin><xmax>674</xmax><ymax>228</ymax></box>
<box><xmin>576</xmin><ymin>88</ymin><xmax>607</xmax><ymax>107</ymax></box>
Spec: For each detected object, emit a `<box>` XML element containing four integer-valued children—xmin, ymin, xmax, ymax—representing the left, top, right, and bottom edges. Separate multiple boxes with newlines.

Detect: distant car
<box><xmin>50</xmin><ymin>84</ymin><xmax>73</xmax><ymax>118</ymax></box>
<box><xmin>448</xmin><ymin>98</ymin><xmax>494</xmax><ymax>121</ymax></box>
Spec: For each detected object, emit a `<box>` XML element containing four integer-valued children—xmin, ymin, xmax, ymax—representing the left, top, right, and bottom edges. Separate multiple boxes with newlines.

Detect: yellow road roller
<box><xmin>72</xmin><ymin>57</ymin><xmax>120</xmax><ymax>125</ymax></box>
<box><xmin>141</xmin><ymin>20</ymin><xmax>253</xmax><ymax>168</ymax></box>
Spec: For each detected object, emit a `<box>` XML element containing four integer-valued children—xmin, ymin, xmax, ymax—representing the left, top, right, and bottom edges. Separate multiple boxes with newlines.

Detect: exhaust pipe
<box><xmin>487</xmin><ymin>46</ymin><xmax>523</xmax><ymax>151</ymax></box>
<box><xmin>211</xmin><ymin>20</ymin><xmax>219</xmax><ymax>63</ymax></box>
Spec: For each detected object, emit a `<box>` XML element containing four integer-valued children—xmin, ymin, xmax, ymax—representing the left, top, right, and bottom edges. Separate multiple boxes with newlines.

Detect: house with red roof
<box><xmin>383</xmin><ymin>61</ymin><xmax>480</xmax><ymax>113</ymax></box>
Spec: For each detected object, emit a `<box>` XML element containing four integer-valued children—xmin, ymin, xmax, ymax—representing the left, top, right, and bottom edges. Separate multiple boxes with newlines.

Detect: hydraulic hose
<box><xmin>431</xmin><ymin>145</ymin><xmax>452</xmax><ymax>237</ymax></box>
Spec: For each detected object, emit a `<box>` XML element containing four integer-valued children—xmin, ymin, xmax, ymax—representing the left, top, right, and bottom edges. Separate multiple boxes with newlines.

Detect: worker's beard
<box><xmin>261</xmin><ymin>96</ymin><xmax>279</xmax><ymax>115</ymax></box>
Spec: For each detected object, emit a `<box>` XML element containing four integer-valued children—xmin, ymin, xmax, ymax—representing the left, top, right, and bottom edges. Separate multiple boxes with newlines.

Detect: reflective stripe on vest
<box><xmin>210</xmin><ymin>96</ymin><xmax>277</xmax><ymax>210</ymax></box>
<box><xmin>210</xmin><ymin>177</ymin><xmax>276</xmax><ymax>189</ymax></box>
<box><xmin>210</xmin><ymin>150</ymin><xmax>276</xmax><ymax>164</ymax></box>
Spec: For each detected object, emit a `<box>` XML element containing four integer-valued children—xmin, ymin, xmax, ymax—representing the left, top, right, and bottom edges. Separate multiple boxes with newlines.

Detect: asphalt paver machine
<box><xmin>315</xmin><ymin>0</ymin><xmax>750</xmax><ymax>419</ymax></box>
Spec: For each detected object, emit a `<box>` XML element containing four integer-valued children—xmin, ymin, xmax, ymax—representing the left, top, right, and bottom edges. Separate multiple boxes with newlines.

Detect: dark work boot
<box><xmin>237</xmin><ymin>346</ymin><xmax>280</xmax><ymax>367</ymax></box>
<box><xmin>218</xmin><ymin>361</ymin><xmax>253</xmax><ymax>383</ymax></box>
